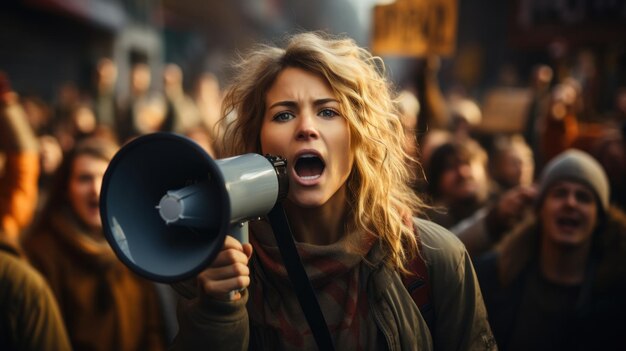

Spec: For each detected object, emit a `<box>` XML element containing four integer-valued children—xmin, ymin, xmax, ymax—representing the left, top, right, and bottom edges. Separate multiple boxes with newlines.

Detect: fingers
<box><xmin>509</xmin><ymin>185</ymin><xmax>537</xmax><ymax>204</ymax></box>
<box><xmin>242</xmin><ymin>243</ymin><xmax>253</xmax><ymax>260</ymax></box>
<box><xmin>211</xmin><ymin>236</ymin><xmax>248</xmax><ymax>267</ymax></box>
<box><xmin>222</xmin><ymin>234</ymin><xmax>244</xmax><ymax>252</ymax></box>
<box><xmin>203</xmin><ymin>261</ymin><xmax>250</xmax><ymax>281</ymax></box>
<box><xmin>498</xmin><ymin>185</ymin><xmax>536</xmax><ymax>219</ymax></box>
<box><xmin>198</xmin><ymin>274</ymin><xmax>250</xmax><ymax>298</ymax></box>
<box><xmin>197</xmin><ymin>235</ymin><xmax>252</xmax><ymax>301</ymax></box>
<box><xmin>518</xmin><ymin>185</ymin><xmax>538</xmax><ymax>202</ymax></box>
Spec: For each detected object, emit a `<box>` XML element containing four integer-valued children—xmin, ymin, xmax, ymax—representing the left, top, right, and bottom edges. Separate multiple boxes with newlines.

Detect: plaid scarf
<box><xmin>248</xmin><ymin>219</ymin><xmax>382</xmax><ymax>350</ymax></box>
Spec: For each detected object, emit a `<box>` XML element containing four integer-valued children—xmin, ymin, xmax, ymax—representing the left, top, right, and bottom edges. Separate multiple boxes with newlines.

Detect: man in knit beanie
<box><xmin>536</xmin><ymin>149</ymin><xmax>609</xmax><ymax>217</ymax></box>
<box><xmin>475</xmin><ymin>149</ymin><xmax>626</xmax><ymax>350</ymax></box>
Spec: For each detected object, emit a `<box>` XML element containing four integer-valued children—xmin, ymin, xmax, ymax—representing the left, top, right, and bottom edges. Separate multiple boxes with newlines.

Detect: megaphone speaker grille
<box><xmin>100</xmin><ymin>133</ymin><xmax>230</xmax><ymax>283</ymax></box>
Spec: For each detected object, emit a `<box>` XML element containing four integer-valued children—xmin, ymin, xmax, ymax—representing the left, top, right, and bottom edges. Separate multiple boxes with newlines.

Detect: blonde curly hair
<box><xmin>219</xmin><ymin>32</ymin><xmax>424</xmax><ymax>271</ymax></box>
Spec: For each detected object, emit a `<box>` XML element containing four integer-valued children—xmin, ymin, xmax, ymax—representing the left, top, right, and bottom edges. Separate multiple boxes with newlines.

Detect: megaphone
<box><xmin>99</xmin><ymin>133</ymin><xmax>288</xmax><ymax>283</ymax></box>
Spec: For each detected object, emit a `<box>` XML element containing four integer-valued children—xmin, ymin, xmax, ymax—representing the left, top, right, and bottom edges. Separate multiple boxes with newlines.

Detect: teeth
<box><xmin>294</xmin><ymin>152</ymin><xmax>325</xmax><ymax>181</ymax></box>
<box><xmin>557</xmin><ymin>218</ymin><xmax>579</xmax><ymax>227</ymax></box>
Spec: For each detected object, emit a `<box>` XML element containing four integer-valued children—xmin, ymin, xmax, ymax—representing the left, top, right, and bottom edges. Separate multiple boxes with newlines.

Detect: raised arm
<box><xmin>0</xmin><ymin>77</ymin><xmax>39</xmax><ymax>249</ymax></box>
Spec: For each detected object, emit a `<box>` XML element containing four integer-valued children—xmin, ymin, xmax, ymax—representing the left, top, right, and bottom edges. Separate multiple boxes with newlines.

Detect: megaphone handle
<box><xmin>228</xmin><ymin>222</ymin><xmax>249</xmax><ymax>301</ymax></box>
<box><xmin>231</xmin><ymin>222</ymin><xmax>249</xmax><ymax>244</ymax></box>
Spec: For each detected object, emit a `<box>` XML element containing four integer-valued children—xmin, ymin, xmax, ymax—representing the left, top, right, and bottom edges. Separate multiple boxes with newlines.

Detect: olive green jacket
<box><xmin>0</xmin><ymin>241</ymin><xmax>72</xmax><ymax>351</ymax></box>
<box><xmin>171</xmin><ymin>218</ymin><xmax>496</xmax><ymax>350</ymax></box>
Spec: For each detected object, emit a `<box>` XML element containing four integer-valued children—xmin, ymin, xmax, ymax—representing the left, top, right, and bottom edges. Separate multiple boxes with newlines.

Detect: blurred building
<box><xmin>1</xmin><ymin>0</ymin><xmax>625</xmax><ymax>125</ymax></box>
<box><xmin>0</xmin><ymin>0</ymin><xmax>163</xmax><ymax>101</ymax></box>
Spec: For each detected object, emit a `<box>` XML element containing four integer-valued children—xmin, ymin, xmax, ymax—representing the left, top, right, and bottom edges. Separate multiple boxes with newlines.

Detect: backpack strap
<box><xmin>402</xmin><ymin>242</ymin><xmax>434</xmax><ymax>331</ymax></box>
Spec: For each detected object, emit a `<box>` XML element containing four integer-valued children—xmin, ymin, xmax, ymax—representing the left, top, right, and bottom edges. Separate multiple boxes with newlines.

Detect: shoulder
<box><xmin>413</xmin><ymin>217</ymin><xmax>467</xmax><ymax>269</ymax></box>
<box><xmin>606</xmin><ymin>207</ymin><xmax>626</xmax><ymax>238</ymax></box>
<box><xmin>22</xmin><ymin>230</ymin><xmax>63</xmax><ymax>273</ymax></box>
<box><xmin>596</xmin><ymin>207</ymin><xmax>626</xmax><ymax>288</ymax></box>
<box><xmin>601</xmin><ymin>207</ymin><xmax>626</xmax><ymax>258</ymax></box>
<box><xmin>23</xmin><ymin>230</ymin><xmax>57</xmax><ymax>258</ymax></box>
<box><xmin>0</xmin><ymin>250</ymin><xmax>51</xmax><ymax>300</ymax></box>
<box><xmin>412</xmin><ymin>218</ymin><xmax>499</xmax><ymax>350</ymax></box>
<box><xmin>23</xmin><ymin>228</ymin><xmax>56</xmax><ymax>248</ymax></box>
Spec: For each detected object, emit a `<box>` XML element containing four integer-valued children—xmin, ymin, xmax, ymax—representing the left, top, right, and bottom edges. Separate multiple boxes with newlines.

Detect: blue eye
<box><xmin>273</xmin><ymin>112</ymin><xmax>295</xmax><ymax>122</ymax></box>
<box><xmin>319</xmin><ymin>108</ymin><xmax>339</xmax><ymax>118</ymax></box>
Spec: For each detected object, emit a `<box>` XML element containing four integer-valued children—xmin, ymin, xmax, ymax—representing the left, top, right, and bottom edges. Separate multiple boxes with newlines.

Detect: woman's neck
<box><xmin>539</xmin><ymin>239</ymin><xmax>591</xmax><ymax>285</ymax></box>
<box><xmin>283</xmin><ymin>188</ymin><xmax>350</xmax><ymax>245</ymax></box>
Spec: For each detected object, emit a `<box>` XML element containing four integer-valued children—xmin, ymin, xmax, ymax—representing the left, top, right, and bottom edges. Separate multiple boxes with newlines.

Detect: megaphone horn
<box><xmin>99</xmin><ymin>133</ymin><xmax>288</xmax><ymax>283</ymax></box>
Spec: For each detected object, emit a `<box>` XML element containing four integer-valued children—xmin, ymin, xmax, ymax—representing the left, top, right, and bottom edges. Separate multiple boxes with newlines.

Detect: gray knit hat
<box><xmin>537</xmin><ymin>149</ymin><xmax>610</xmax><ymax>212</ymax></box>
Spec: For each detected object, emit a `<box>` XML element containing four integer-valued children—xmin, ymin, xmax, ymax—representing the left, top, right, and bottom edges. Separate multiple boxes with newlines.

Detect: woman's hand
<box><xmin>196</xmin><ymin>235</ymin><xmax>253</xmax><ymax>301</ymax></box>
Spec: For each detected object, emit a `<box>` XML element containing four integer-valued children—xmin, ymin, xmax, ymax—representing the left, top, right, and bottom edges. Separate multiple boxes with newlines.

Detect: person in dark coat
<box><xmin>475</xmin><ymin>149</ymin><xmax>626</xmax><ymax>350</ymax></box>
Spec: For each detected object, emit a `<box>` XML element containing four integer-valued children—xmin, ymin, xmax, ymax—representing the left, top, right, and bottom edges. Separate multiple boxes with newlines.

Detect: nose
<box><xmin>456</xmin><ymin>163</ymin><xmax>473</xmax><ymax>178</ymax></box>
<box><xmin>564</xmin><ymin>191</ymin><xmax>578</xmax><ymax>207</ymax></box>
<box><xmin>296</xmin><ymin>112</ymin><xmax>319</xmax><ymax>141</ymax></box>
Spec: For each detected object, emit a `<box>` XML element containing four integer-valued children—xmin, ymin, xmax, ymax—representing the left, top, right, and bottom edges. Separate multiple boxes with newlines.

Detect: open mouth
<box><xmin>556</xmin><ymin>217</ymin><xmax>581</xmax><ymax>231</ymax></box>
<box><xmin>294</xmin><ymin>154</ymin><xmax>325</xmax><ymax>180</ymax></box>
<box><xmin>88</xmin><ymin>199</ymin><xmax>100</xmax><ymax>211</ymax></box>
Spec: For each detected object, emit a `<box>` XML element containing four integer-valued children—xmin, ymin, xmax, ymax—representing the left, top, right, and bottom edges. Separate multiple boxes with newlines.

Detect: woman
<box><xmin>173</xmin><ymin>32</ymin><xmax>494</xmax><ymax>350</ymax></box>
<box><xmin>23</xmin><ymin>136</ymin><xmax>168</xmax><ymax>351</ymax></box>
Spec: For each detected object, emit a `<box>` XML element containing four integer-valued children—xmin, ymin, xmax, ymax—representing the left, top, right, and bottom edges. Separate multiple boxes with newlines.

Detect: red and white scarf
<box><xmin>248</xmin><ymin>219</ymin><xmax>382</xmax><ymax>350</ymax></box>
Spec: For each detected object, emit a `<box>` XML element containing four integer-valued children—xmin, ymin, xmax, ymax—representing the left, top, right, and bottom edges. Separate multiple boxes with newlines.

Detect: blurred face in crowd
<box><xmin>260</xmin><ymin>67</ymin><xmax>353</xmax><ymax>209</ymax></box>
<box><xmin>39</xmin><ymin>135</ymin><xmax>63</xmax><ymax>176</ymax></box>
<box><xmin>73</xmin><ymin>105</ymin><xmax>97</xmax><ymax>135</ymax></box>
<box><xmin>420</xmin><ymin>129</ymin><xmax>451</xmax><ymax>166</ymax></box>
<box><xmin>97</xmin><ymin>58</ymin><xmax>117</xmax><ymax>89</ymax></box>
<box><xmin>439</xmin><ymin>154</ymin><xmax>487</xmax><ymax>204</ymax></box>
<box><xmin>539</xmin><ymin>180</ymin><xmax>598</xmax><ymax>249</ymax></box>
<box><xmin>493</xmin><ymin>145</ymin><xmax>534</xmax><ymax>189</ymax></box>
<box><xmin>131</xmin><ymin>63</ymin><xmax>151</xmax><ymax>95</ymax></box>
<box><xmin>163</xmin><ymin>64</ymin><xmax>183</xmax><ymax>90</ymax></box>
<box><xmin>68</xmin><ymin>154</ymin><xmax>108</xmax><ymax>231</ymax></box>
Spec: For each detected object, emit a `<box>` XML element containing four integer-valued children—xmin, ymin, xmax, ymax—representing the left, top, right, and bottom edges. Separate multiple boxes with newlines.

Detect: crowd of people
<box><xmin>1</xmin><ymin>30</ymin><xmax>625</xmax><ymax>350</ymax></box>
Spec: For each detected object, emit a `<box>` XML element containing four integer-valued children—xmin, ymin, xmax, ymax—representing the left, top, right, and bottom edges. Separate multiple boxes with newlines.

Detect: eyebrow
<box><xmin>550</xmin><ymin>184</ymin><xmax>592</xmax><ymax>194</ymax></box>
<box><xmin>267</xmin><ymin>98</ymin><xmax>339</xmax><ymax>110</ymax></box>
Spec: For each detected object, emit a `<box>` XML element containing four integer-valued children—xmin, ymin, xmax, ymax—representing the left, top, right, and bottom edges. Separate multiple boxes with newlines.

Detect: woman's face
<box><xmin>260</xmin><ymin>67</ymin><xmax>353</xmax><ymax>209</ymax></box>
<box><xmin>539</xmin><ymin>180</ymin><xmax>598</xmax><ymax>248</ymax></box>
<box><xmin>68</xmin><ymin>154</ymin><xmax>108</xmax><ymax>230</ymax></box>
